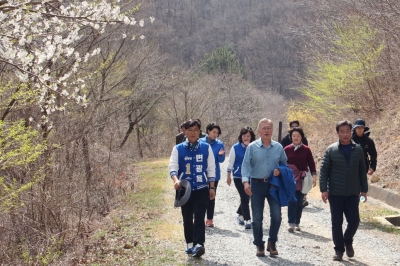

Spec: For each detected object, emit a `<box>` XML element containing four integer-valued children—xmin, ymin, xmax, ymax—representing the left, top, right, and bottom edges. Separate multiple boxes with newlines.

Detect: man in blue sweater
<box><xmin>169</xmin><ymin>119</ymin><xmax>216</xmax><ymax>258</ymax></box>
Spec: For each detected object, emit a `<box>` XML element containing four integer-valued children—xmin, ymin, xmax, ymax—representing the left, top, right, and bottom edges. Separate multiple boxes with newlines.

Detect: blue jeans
<box><xmin>328</xmin><ymin>195</ymin><xmax>360</xmax><ymax>253</ymax></box>
<box><xmin>251</xmin><ymin>181</ymin><xmax>282</xmax><ymax>246</ymax></box>
<box><xmin>288</xmin><ymin>190</ymin><xmax>304</xmax><ymax>225</ymax></box>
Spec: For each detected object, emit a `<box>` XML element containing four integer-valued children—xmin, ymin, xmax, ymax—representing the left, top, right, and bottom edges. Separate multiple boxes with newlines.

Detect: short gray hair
<box><xmin>257</xmin><ymin>118</ymin><xmax>273</xmax><ymax>130</ymax></box>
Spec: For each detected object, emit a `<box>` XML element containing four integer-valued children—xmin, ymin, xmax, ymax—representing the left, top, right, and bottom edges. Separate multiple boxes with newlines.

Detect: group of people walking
<box><xmin>168</xmin><ymin>117</ymin><xmax>377</xmax><ymax>261</ymax></box>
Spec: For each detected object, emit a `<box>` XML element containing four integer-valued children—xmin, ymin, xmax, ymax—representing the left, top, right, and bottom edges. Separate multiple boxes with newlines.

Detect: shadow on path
<box><xmin>290</xmin><ymin>231</ymin><xmax>331</xmax><ymax>243</ymax></box>
<box><xmin>302</xmin><ymin>205</ymin><xmax>326</xmax><ymax>214</ymax></box>
<box><xmin>205</xmin><ymin>226</ymin><xmax>242</xmax><ymax>238</ymax></box>
<box><xmin>257</xmin><ymin>256</ymin><xmax>315</xmax><ymax>266</ymax></box>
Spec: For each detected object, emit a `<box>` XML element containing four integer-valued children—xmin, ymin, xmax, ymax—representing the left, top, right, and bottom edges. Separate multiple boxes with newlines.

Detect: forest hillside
<box><xmin>148</xmin><ymin>0</ymin><xmax>306</xmax><ymax>95</ymax></box>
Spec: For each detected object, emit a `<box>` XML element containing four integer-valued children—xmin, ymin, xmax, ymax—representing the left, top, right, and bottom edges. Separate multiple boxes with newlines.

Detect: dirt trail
<box><xmin>184</xmin><ymin>160</ymin><xmax>400</xmax><ymax>266</ymax></box>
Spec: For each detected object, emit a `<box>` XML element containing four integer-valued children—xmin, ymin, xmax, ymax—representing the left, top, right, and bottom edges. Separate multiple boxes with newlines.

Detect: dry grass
<box><xmin>71</xmin><ymin>158</ymin><xmax>189</xmax><ymax>266</ymax></box>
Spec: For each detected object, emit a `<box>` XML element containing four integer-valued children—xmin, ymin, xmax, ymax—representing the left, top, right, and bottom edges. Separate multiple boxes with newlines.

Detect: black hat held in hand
<box><xmin>174</xmin><ymin>179</ymin><xmax>191</xmax><ymax>207</ymax></box>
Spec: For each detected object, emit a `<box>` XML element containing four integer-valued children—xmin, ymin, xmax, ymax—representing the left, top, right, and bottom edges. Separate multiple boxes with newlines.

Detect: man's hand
<box><xmin>321</xmin><ymin>191</ymin><xmax>328</xmax><ymax>203</ymax></box>
<box><xmin>209</xmin><ymin>188</ymin><xmax>216</xmax><ymax>200</ymax></box>
<box><xmin>172</xmin><ymin>177</ymin><xmax>181</xmax><ymax>190</ymax></box>
<box><xmin>218</xmin><ymin>148</ymin><xmax>225</xmax><ymax>156</ymax></box>
<box><xmin>244</xmin><ymin>182</ymin><xmax>252</xmax><ymax>196</ymax></box>
<box><xmin>273</xmin><ymin>169</ymin><xmax>280</xmax><ymax>176</ymax></box>
<box><xmin>368</xmin><ymin>168</ymin><xmax>374</xmax><ymax>175</ymax></box>
<box><xmin>360</xmin><ymin>192</ymin><xmax>367</xmax><ymax>202</ymax></box>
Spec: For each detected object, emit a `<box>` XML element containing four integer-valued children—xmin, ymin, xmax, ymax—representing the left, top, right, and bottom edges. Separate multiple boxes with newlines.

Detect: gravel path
<box><xmin>187</xmin><ymin>160</ymin><xmax>400</xmax><ymax>266</ymax></box>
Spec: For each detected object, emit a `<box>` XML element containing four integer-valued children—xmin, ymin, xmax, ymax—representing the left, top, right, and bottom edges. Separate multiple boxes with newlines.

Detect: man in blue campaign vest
<box><xmin>169</xmin><ymin>119</ymin><xmax>216</xmax><ymax>258</ymax></box>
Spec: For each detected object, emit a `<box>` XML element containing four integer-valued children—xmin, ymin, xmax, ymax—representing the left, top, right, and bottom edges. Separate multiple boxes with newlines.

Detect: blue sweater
<box><xmin>200</xmin><ymin>136</ymin><xmax>225</xmax><ymax>181</ymax></box>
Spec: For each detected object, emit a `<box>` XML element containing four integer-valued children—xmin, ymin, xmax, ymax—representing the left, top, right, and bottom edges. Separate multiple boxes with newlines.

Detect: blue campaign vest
<box><xmin>232</xmin><ymin>142</ymin><xmax>246</xmax><ymax>178</ymax></box>
<box><xmin>199</xmin><ymin>137</ymin><xmax>225</xmax><ymax>181</ymax></box>
<box><xmin>176</xmin><ymin>142</ymin><xmax>210</xmax><ymax>191</ymax></box>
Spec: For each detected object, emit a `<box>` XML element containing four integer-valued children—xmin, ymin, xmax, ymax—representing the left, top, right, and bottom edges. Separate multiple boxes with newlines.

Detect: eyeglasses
<box><xmin>259</xmin><ymin>127</ymin><xmax>273</xmax><ymax>131</ymax></box>
<box><xmin>186</xmin><ymin>129</ymin><xmax>200</xmax><ymax>133</ymax></box>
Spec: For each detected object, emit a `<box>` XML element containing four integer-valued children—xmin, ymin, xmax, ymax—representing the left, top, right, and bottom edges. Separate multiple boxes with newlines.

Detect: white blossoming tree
<box><xmin>0</xmin><ymin>0</ymin><xmax>156</xmax><ymax>263</ymax></box>
<box><xmin>0</xmin><ymin>0</ymin><xmax>153</xmax><ymax>126</ymax></box>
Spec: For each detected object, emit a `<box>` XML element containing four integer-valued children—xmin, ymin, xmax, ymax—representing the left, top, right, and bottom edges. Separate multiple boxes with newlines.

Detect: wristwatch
<box><xmin>210</xmin><ymin>187</ymin><xmax>216</xmax><ymax>190</ymax></box>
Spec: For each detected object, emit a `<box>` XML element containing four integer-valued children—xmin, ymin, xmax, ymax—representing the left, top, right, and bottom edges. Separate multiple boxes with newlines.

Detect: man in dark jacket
<box><xmin>320</xmin><ymin>120</ymin><xmax>368</xmax><ymax>261</ymax></box>
<box><xmin>175</xmin><ymin>121</ymin><xmax>187</xmax><ymax>145</ymax></box>
<box><xmin>351</xmin><ymin>119</ymin><xmax>377</xmax><ymax>175</ymax></box>
<box><xmin>176</xmin><ymin>119</ymin><xmax>207</xmax><ymax>145</ymax></box>
<box><xmin>280</xmin><ymin>120</ymin><xmax>308</xmax><ymax>148</ymax></box>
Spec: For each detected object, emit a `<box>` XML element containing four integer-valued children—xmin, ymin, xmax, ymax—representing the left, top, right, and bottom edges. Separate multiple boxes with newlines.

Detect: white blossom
<box><xmin>0</xmin><ymin>0</ymin><xmax>152</xmax><ymax>124</ymax></box>
<box><xmin>124</xmin><ymin>17</ymin><xmax>130</xmax><ymax>25</ymax></box>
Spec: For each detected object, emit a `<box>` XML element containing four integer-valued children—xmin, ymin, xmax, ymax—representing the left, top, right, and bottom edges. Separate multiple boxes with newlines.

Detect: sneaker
<box><xmin>267</xmin><ymin>241</ymin><xmax>279</xmax><ymax>256</ymax></box>
<box><xmin>192</xmin><ymin>244</ymin><xmax>205</xmax><ymax>258</ymax></box>
<box><xmin>333</xmin><ymin>251</ymin><xmax>343</xmax><ymax>261</ymax></box>
<box><xmin>345</xmin><ymin>243</ymin><xmax>354</xmax><ymax>258</ymax></box>
<box><xmin>295</xmin><ymin>225</ymin><xmax>301</xmax><ymax>231</ymax></box>
<box><xmin>185</xmin><ymin>243</ymin><xmax>193</xmax><ymax>254</ymax></box>
<box><xmin>256</xmin><ymin>244</ymin><xmax>265</xmax><ymax>257</ymax></box>
<box><xmin>206</xmin><ymin>219</ymin><xmax>214</xmax><ymax>227</ymax></box>
<box><xmin>288</xmin><ymin>223</ymin><xmax>295</xmax><ymax>233</ymax></box>
<box><xmin>244</xmin><ymin>220</ymin><xmax>252</xmax><ymax>229</ymax></box>
<box><xmin>237</xmin><ymin>215</ymin><xmax>245</xmax><ymax>225</ymax></box>
<box><xmin>302</xmin><ymin>200</ymin><xmax>309</xmax><ymax>209</ymax></box>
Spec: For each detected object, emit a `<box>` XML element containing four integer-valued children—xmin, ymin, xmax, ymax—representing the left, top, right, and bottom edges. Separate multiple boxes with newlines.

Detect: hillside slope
<box><xmin>306</xmin><ymin>99</ymin><xmax>400</xmax><ymax>193</ymax></box>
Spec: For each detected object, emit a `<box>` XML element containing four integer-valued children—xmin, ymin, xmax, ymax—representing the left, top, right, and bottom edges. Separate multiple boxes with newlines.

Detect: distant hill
<box><xmin>148</xmin><ymin>0</ymin><xmax>306</xmax><ymax>96</ymax></box>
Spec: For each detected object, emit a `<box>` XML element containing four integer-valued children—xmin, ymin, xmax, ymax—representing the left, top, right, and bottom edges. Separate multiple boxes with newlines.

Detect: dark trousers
<box><xmin>206</xmin><ymin>181</ymin><xmax>219</xmax><ymax>220</ymax></box>
<box><xmin>234</xmin><ymin>178</ymin><xmax>251</xmax><ymax>221</ymax></box>
<box><xmin>288</xmin><ymin>190</ymin><xmax>305</xmax><ymax>225</ymax></box>
<box><xmin>328</xmin><ymin>195</ymin><xmax>360</xmax><ymax>253</ymax></box>
<box><xmin>181</xmin><ymin>188</ymin><xmax>209</xmax><ymax>246</ymax></box>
